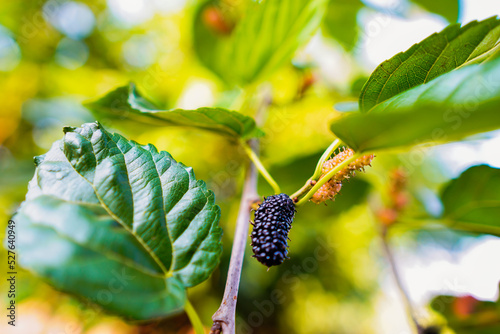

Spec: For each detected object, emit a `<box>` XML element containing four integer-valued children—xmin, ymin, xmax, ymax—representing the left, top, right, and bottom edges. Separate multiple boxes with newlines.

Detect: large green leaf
<box><xmin>411</xmin><ymin>0</ymin><xmax>459</xmax><ymax>23</ymax></box>
<box><xmin>359</xmin><ymin>17</ymin><xmax>500</xmax><ymax>112</ymax></box>
<box><xmin>440</xmin><ymin>165</ymin><xmax>500</xmax><ymax>235</ymax></box>
<box><xmin>330</xmin><ymin>50</ymin><xmax>500</xmax><ymax>152</ymax></box>
<box><xmin>194</xmin><ymin>0</ymin><xmax>328</xmax><ymax>86</ymax></box>
<box><xmin>86</xmin><ymin>83</ymin><xmax>263</xmax><ymax>139</ymax></box>
<box><xmin>323</xmin><ymin>0</ymin><xmax>364</xmax><ymax>51</ymax></box>
<box><xmin>14</xmin><ymin>122</ymin><xmax>222</xmax><ymax>320</ymax></box>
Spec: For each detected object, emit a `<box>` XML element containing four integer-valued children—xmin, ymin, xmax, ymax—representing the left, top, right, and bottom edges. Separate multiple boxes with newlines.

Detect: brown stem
<box><xmin>380</xmin><ymin>228</ymin><xmax>423</xmax><ymax>334</ymax></box>
<box><xmin>210</xmin><ymin>87</ymin><xmax>271</xmax><ymax>334</ymax></box>
<box><xmin>210</xmin><ymin>140</ymin><xmax>259</xmax><ymax>334</ymax></box>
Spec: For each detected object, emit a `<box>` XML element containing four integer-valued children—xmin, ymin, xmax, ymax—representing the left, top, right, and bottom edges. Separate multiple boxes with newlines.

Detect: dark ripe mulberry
<box><xmin>251</xmin><ymin>193</ymin><xmax>296</xmax><ymax>267</ymax></box>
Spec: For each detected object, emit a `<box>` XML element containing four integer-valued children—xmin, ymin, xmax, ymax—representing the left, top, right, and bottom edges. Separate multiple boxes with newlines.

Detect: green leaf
<box><xmin>359</xmin><ymin>17</ymin><xmax>500</xmax><ymax>112</ymax></box>
<box><xmin>194</xmin><ymin>0</ymin><xmax>328</xmax><ymax>86</ymax></box>
<box><xmin>440</xmin><ymin>165</ymin><xmax>500</xmax><ymax>236</ymax></box>
<box><xmin>323</xmin><ymin>0</ymin><xmax>364</xmax><ymax>51</ymax></box>
<box><xmin>411</xmin><ymin>0</ymin><xmax>459</xmax><ymax>23</ymax></box>
<box><xmin>86</xmin><ymin>83</ymin><xmax>263</xmax><ymax>139</ymax></box>
<box><xmin>330</xmin><ymin>47</ymin><xmax>500</xmax><ymax>152</ymax></box>
<box><xmin>14</xmin><ymin>122</ymin><xmax>222</xmax><ymax>320</ymax></box>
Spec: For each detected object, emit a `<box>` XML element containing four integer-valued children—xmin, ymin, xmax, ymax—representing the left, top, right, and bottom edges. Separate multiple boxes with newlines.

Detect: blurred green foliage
<box><xmin>0</xmin><ymin>0</ymin><xmax>498</xmax><ymax>333</ymax></box>
<box><xmin>431</xmin><ymin>293</ymin><xmax>500</xmax><ymax>333</ymax></box>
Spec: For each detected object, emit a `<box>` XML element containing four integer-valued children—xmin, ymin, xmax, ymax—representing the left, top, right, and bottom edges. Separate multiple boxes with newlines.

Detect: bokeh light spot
<box><xmin>0</xmin><ymin>26</ymin><xmax>21</xmax><ymax>71</ymax></box>
<box><xmin>44</xmin><ymin>1</ymin><xmax>95</xmax><ymax>39</ymax></box>
<box><xmin>55</xmin><ymin>38</ymin><xmax>89</xmax><ymax>69</ymax></box>
<box><xmin>122</xmin><ymin>34</ymin><xmax>157</xmax><ymax>68</ymax></box>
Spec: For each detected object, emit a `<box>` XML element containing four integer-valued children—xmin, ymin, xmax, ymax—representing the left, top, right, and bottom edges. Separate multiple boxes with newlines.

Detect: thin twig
<box><xmin>210</xmin><ymin>88</ymin><xmax>271</xmax><ymax>334</ymax></box>
<box><xmin>380</xmin><ymin>228</ymin><xmax>423</xmax><ymax>334</ymax></box>
<box><xmin>211</xmin><ymin>140</ymin><xmax>259</xmax><ymax>334</ymax></box>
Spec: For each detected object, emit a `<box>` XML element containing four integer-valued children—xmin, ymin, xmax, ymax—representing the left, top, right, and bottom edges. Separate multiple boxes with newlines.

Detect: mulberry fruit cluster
<box><xmin>251</xmin><ymin>194</ymin><xmax>296</xmax><ymax>267</ymax></box>
<box><xmin>312</xmin><ymin>148</ymin><xmax>374</xmax><ymax>204</ymax></box>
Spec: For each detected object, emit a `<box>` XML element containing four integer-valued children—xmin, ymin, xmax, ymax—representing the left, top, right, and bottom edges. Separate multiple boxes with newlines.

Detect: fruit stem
<box><xmin>313</xmin><ymin>139</ymin><xmax>341</xmax><ymax>180</ymax></box>
<box><xmin>241</xmin><ymin>141</ymin><xmax>281</xmax><ymax>194</ymax></box>
<box><xmin>185</xmin><ymin>298</ymin><xmax>205</xmax><ymax>334</ymax></box>
<box><xmin>290</xmin><ymin>139</ymin><xmax>341</xmax><ymax>201</ymax></box>
<box><xmin>295</xmin><ymin>153</ymin><xmax>361</xmax><ymax>206</ymax></box>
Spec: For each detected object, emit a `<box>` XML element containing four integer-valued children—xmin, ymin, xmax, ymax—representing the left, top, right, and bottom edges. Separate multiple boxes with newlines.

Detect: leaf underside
<box><xmin>15</xmin><ymin>122</ymin><xmax>222</xmax><ymax>320</ymax></box>
<box><xmin>86</xmin><ymin>83</ymin><xmax>263</xmax><ymax>139</ymax></box>
<box><xmin>331</xmin><ymin>57</ymin><xmax>500</xmax><ymax>152</ymax></box>
<box><xmin>330</xmin><ymin>16</ymin><xmax>500</xmax><ymax>152</ymax></box>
